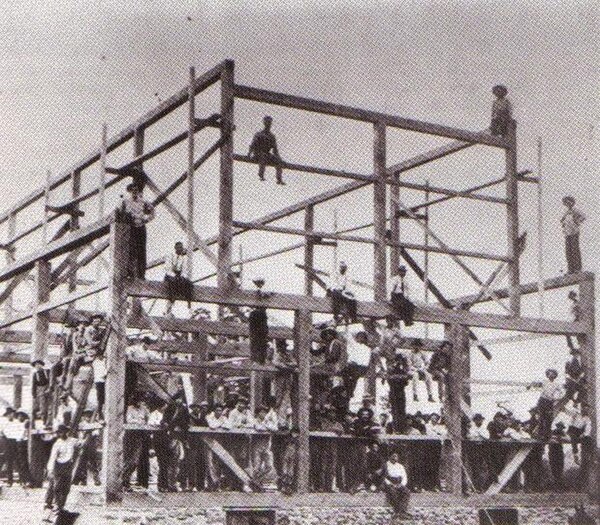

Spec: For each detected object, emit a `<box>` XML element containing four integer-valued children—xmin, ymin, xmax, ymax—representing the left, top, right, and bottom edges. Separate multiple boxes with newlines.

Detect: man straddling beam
<box><xmin>248</xmin><ymin>116</ymin><xmax>285</xmax><ymax>185</ymax></box>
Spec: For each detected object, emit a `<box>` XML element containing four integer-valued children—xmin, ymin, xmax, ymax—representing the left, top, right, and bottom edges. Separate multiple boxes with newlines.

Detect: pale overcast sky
<box><xmin>0</xmin><ymin>1</ymin><xmax>598</xmax><ymax>418</ymax></box>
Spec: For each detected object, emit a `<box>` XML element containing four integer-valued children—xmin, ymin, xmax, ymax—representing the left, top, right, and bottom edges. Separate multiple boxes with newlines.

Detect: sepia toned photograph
<box><xmin>0</xmin><ymin>1</ymin><xmax>598</xmax><ymax>524</ymax></box>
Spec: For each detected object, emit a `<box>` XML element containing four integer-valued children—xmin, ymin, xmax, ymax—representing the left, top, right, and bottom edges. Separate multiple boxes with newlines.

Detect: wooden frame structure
<box><xmin>0</xmin><ymin>60</ymin><xmax>595</xmax><ymax>508</ymax></box>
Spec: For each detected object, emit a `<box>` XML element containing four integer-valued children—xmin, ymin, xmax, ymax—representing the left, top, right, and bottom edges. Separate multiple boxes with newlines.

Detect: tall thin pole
<box><xmin>187</xmin><ymin>66</ymin><xmax>196</xmax><ymax>280</ymax></box>
<box><xmin>332</xmin><ymin>208</ymin><xmax>339</xmax><ymax>275</ymax></box>
<box><xmin>424</xmin><ymin>180</ymin><xmax>430</xmax><ymax>338</ymax></box>
<box><xmin>42</xmin><ymin>170</ymin><xmax>51</xmax><ymax>245</ymax></box>
<box><xmin>97</xmin><ymin>124</ymin><xmax>108</xmax><ymax>310</ymax></box>
<box><xmin>238</xmin><ymin>244</ymin><xmax>244</xmax><ymax>288</ymax></box>
<box><xmin>536</xmin><ymin>138</ymin><xmax>544</xmax><ymax>317</ymax></box>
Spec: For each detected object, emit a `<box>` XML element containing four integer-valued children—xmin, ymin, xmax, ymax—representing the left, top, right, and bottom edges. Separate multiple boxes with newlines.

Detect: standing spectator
<box><xmin>84</xmin><ymin>314</ymin><xmax>106</xmax><ymax>351</ymax></box>
<box><xmin>383</xmin><ymin>452</ymin><xmax>411</xmax><ymax>519</ymax></box>
<box><xmin>206</xmin><ymin>405</ymin><xmax>231</xmax><ymax>491</ymax></box>
<box><xmin>119</xmin><ymin>182</ymin><xmax>155</xmax><ymax>279</ymax></box>
<box><xmin>386</xmin><ymin>349</ymin><xmax>410</xmax><ymax>433</ymax></box>
<box><xmin>560</xmin><ymin>196</ymin><xmax>585</xmax><ymax>274</ymax></box>
<box><xmin>248</xmin><ymin>116</ymin><xmax>285</xmax><ymax>185</ymax></box>
<box><xmin>467</xmin><ymin>413</ymin><xmax>489</xmax><ymax>492</ymax></box>
<box><xmin>31</xmin><ymin>360</ymin><xmax>50</xmax><ymax>424</ymax></box>
<box><xmin>565</xmin><ymin>343</ymin><xmax>585</xmax><ymax>405</ymax></box>
<box><xmin>327</xmin><ymin>262</ymin><xmax>357</xmax><ymax>324</ymax></box>
<box><xmin>122</xmin><ymin>393</ymin><xmax>150</xmax><ymax>490</ymax></box>
<box><xmin>163</xmin><ymin>241</ymin><xmax>192</xmax><ymax>315</ymax></box>
<box><xmin>3</xmin><ymin>408</ymin><xmax>32</xmax><ymax>486</ymax></box>
<box><xmin>341</xmin><ymin>331</ymin><xmax>372</xmax><ymax>401</ymax></box>
<box><xmin>365</xmin><ymin>442</ymin><xmax>385</xmax><ymax>491</ymax></box>
<box><xmin>566</xmin><ymin>404</ymin><xmax>592</xmax><ymax>467</ymax></box>
<box><xmin>45</xmin><ymin>425</ymin><xmax>80</xmax><ymax>513</ymax></box>
<box><xmin>389</xmin><ymin>265</ymin><xmax>415</xmax><ymax>326</ymax></box>
<box><xmin>490</xmin><ymin>84</ymin><xmax>513</xmax><ymax>136</ymax></box>
<box><xmin>409</xmin><ymin>343</ymin><xmax>434</xmax><ymax>402</ymax></box>
<box><xmin>534</xmin><ymin>368</ymin><xmax>563</xmax><ymax>440</ymax></box>
<box><xmin>549</xmin><ymin>422</ymin><xmax>566</xmax><ymax>489</ymax></box>
<box><xmin>487</xmin><ymin>412</ymin><xmax>508</xmax><ymax>484</ymax></box>
<box><xmin>429</xmin><ymin>342</ymin><xmax>452</xmax><ymax>402</ymax></box>
<box><xmin>424</xmin><ymin>413</ymin><xmax>446</xmax><ymax>491</ymax></box>
<box><xmin>72</xmin><ymin>410</ymin><xmax>101</xmax><ymax>486</ymax></box>
<box><xmin>90</xmin><ymin>347</ymin><xmax>107</xmax><ymax>418</ymax></box>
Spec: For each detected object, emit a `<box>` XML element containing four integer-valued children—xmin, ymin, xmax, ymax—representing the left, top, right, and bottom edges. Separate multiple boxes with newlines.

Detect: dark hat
<box><xmin>126</xmin><ymin>182</ymin><xmax>142</xmax><ymax>192</ymax></box>
<box><xmin>472</xmin><ymin>413</ymin><xmax>485</xmax><ymax>421</ymax></box>
<box><xmin>555</xmin><ymin>421</ymin><xmax>566</xmax><ymax>428</ymax></box>
<box><xmin>562</xmin><ymin>195</ymin><xmax>575</xmax><ymax>205</ymax></box>
<box><xmin>16</xmin><ymin>410</ymin><xmax>29</xmax><ymax>418</ymax></box>
<box><xmin>189</xmin><ymin>403</ymin><xmax>201</xmax><ymax>409</ymax></box>
<box><xmin>31</xmin><ymin>359</ymin><xmax>45</xmax><ymax>367</ymax></box>
<box><xmin>56</xmin><ymin>424</ymin><xmax>69</xmax><ymax>433</ymax></box>
<box><xmin>492</xmin><ymin>84</ymin><xmax>508</xmax><ymax>95</ymax></box>
<box><xmin>3</xmin><ymin>406</ymin><xmax>15</xmax><ymax>416</ymax></box>
<box><xmin>82</xmin><ymin>409</ymin><xmax>94</xmax><ymax>415</ymax></box>
<box><xmin>89</xmin><ymin>313</ymin><xmax>104</xmax><ymax>321</ymax></box>
<box><xmin>320</xmin><ymin>326</ymin><xmax>337</xmax><ymax>339</ymax></box>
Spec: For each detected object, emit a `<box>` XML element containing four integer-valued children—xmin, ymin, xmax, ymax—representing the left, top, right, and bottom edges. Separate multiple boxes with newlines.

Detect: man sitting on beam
<box><xmin>248</xmin><ymin>115</ymin><xmax>285</xmax><ymax>185</ymax></box>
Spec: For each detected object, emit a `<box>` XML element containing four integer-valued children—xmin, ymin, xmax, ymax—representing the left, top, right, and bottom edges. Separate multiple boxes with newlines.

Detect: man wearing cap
<box><xmin>389</xmin><ymin>265</ymin><xmax>415</xmax><ymax>327</ymax></box>
<box><xmin>248</xmin><ymin>116</ymin><xmax>285</xmax><ymax>185</ymax></box>
<box><xmin>119</xmin><ymin>182</ymin><xmax>155</xmax><ymax>279</ymax></box>
<box><xmin>45</xmin><ymin>424</ymin><xmax>80</xmax><ymax>512</ymax></box>
<box><xmin>490</xmin><ymin>84</ymin><xmax>513</xmax><ymax>136</ymax></box>
<box><xmin>32</xmin><ymin>359</ymin><xmax>50</xmax><ymax>424</ymax></box>
<box><xmin>561</xmin><ymin>196</ymin><xmax>586</xmax><ymax>274</ymax></box>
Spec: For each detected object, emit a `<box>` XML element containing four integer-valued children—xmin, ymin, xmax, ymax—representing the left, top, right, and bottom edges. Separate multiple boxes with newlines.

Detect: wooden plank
<box><xmin>234</xmin><ymin>84</ymin><xmax>507</xmax><ymax>147</ymax></box>
<box><xmin>0</xmin><ymin>216</ymin><xmax>112</xmax><ymax>284</ymax></box>
<box><xmin>201</xmin><ymin>436</ymin><xmax>252</xmax><ymax>488</ymax></box>
<box><xmin>0</xmin><ymin>331</ymin><xmax>62</xmax><ymax>345</ymax></box>
<box><xmin>131</xmin><ymin>358</ymin><xmax>292</xmax><ymax>375</ymax></box>
<box><xmin>218</xmin><ymin>60</ymin><xmax>235</xmax><ymax>288</ymax></box>
<box><xmin>450</xmin><ymin>272</ymin><xmax>593</xmax><ymax>306</ymax></box>
<box><xmin>485</xmin><ymin>445</ymin><xmax>534</xmax><ymax>495</ymax></box>
<box><xmin>373</xmin><ymin>122</ymin><xmax>387</xmax><ymax>301</ymax></box>
<box><xmin>0</xmin><ymin>62</ymin><xmax>225</xmax><ymax>228</ymax></box>
<box><xmin>304</xmin><ymin>206</ymin><xmax>314</xmax><ymax>297</ymax></box>
<box><xmin>52</xmin><ymin>240</ymin><xmax>110</xmax><ymax>288</ymax></box>
<box><xmin>13</xmin><ymin>374</ymin><xmax>22</xmax><ymax>408</ymax></box>
<box><xmin>127</xmin><ymin>279</ymin><xmax>586</xmax><ymax>334</ymax></box>
<box><xmin>294</xmin><ymin>309</ymin><xmax>312</xmax><ymax>493</ymax></box>
<box><xmin>102</xmin><ymin>221</ymin><xmax>130</xmax><ymax>503</ymax></box>
<box><xmin>233</xmin><ymin>220</ymin><xmax>511</xmax><ymax>262</ymax></box>
<box><xmin>187</xmin><ymin>66</ymin><xmax>196</xmax><ymax>278</ymax></box>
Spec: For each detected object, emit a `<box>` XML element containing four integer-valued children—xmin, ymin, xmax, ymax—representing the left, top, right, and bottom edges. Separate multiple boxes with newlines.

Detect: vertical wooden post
<box><xmin>42</xmin><ymin>170</ymin><xmax>51</xmax><ymax>245</ymax></box>
<box><xmin>13</xmin><ymin>374</ymin><xmax>22</xmax><ymax>408</ymax></box>
<box><xmin>505</xmin><ymin>121</ymin><xmax>520</xmax><ymax>315</ymax></box>
<box><xmin>443</xmin><ymin>323</ymin><xmax>467</xmax><ymax>495</ymax></box>
<box><xmin>29</xmin><ymin>260</ymin><xmax>50</xmax><ymax>471</ymax></box>
<box><xmin>304</xmin><ymin>206</ymin><xmax>314</xmax><ymax>296</ymax></box>
<box><xmin>68</xmin><ymin>171</ymin><xmax>81</xmax><ymax>296</ymax></box>
<box><xmin>294</xmin><ymin>309</ymin><xmax>311</xmax><ymax>493</ymax></box>
<box><xmin>389</xmin><ymin>173</ymin><xmax>400</xmax><ymax>275</ymax></box>
<box><xmin>131</xmin><ymin>127</ymin><xmax>145</xmax><ymax>315</ymax></box>
<box><xmin>218</xmin><ymin>60</ymin><xmax>235</xmax><ymax>289</ymax></box>
<box><xmin>4</xmin><ymin>214</ymin><xmax>17</xmax><ymax>355</ymax></box>
<box><xmin>579</xmin><ymin>275</ymin><xmax>596</xmax><ymax>495</ymax></box>
<box><xmin>102</xmin><ymin>220</ymin><xmax>130</xmax><ymax>503</ymax></box>
<box><xmin>373</xmin><ymin>122</ymin><xmax>387</xmax><ymax>301</ymax></box>
<box><xmin>187</xmin><ymin>66</ymin><xmax>196</xmax><ymax>279</ymax></box>
<box><xmin>190</xmin><ymin>333</ymin><xmax>208</xmax><ymax>403</ymax></box>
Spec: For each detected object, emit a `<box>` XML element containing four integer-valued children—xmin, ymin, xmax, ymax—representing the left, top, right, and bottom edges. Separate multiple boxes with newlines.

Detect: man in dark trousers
<box><xmin>45</xmin><ymin>425</ymin><xmax>80</xmax><ymax>513</ymax></box>
<box><xmin>186</xmin><ymin>402</ymin><xmax>209</xmax><ymax>491</ymax></box>
<box><xmin>549</xmin><ymin>422</ymin><xmax>566</xmax><ymax>489</ymax></box>
<box><xmin>560</xmin><ymin>195</ymin><xmax>585</xmax><ymax>274</ymax></box>
<box><xmin>389</xmin><ymin>265</ymin><xmax>415</xmax><ymax>327</ymax></box>
<box><xmin>565</xmin><ymin>342</ymin><xmax>585</xmax><ymax>405</ymax></box>
<box><xmin>31</xmin><ymin>359</ymin><xmax>50</xmax><ymax>424</ymax></box>
<box><xmin>249</xmin><ymin>116</ymin><xmax>285</xmax><ymax>184</ymax></box>
<box><xmin>386</xmin><ymin>350</ymin><xmax>410</xmax><ymax>433</ymax></box>
<box><xmin>119</xmin><ymin>182</ymin><xmax>155</xmax><ymax>279</ymax></box>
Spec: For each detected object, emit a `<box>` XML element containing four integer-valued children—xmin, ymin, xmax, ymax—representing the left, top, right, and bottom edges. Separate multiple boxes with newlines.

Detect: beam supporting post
<box><xmin>389</xmin><ymin>173</ymin><xmax>400</xmax><ymax>274</ymax></box>
<box><xmin>190</xmin><ymin>332</ymin><xmax>208</xmax><ymax>403</ymax></box>
<box><xmin>187</xmin><ymin>66</ymin><xmax>196</xmax><ymax>279</ymax></box>
<box><xmin>373</xmin><ymin>122</ymin><xmax>387</xmax><ymax>301</ymax></box>
<box><xmin>294</xmin><ymin>308</ymin><xmax>311</xmax><ymax>493</ymax></box>
<box><xmin>102</xmin><ymin>219</ymin><xmax>130</xmax><ymax>503</ymax></box>
<box><xmin>68</xmin><ymin>171</ymin><xmax>81</xmax><ymax>298</ymax></box>
<box><xmin>304</xmin><ymin>206</ymin><xmax>314</xmax><ymax>296</ymax></box>
<box><xmin>28</xmin><ymin>259</ymin><xmax>50</xmax><ymax>477</ymax></box>
<box><xmin>506</xmin><ymin>121</ymin><xmax>520</xmax><ymax>315</ymax></box>
<box><xmin>579</xmin><ymin>276</ymin><xmax>597</xmax><ymax>496</ymax></box>
<box><xmin>444</xmin><ymin>323</ymin><xmax>467</xmax><ymax>495</ymax></box>
<box><xmin>218</xmin><ymin>60</ymin><xmax>235</xmax><ymax>289</ymax></box>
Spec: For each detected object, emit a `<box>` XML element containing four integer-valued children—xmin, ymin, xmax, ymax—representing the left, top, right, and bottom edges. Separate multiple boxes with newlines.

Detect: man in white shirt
<box><xmin>389</xmin><ymin>265</ymin><xmax>415</xmax><ymax>327</ymax></box>
<box><xmin>119</xmin><ymin>182</ymin><xmax>155</xmax><ymax>279</ymax></box>
<box><xmin>466</xmin><ymin>413</ymin><xmax>489</xmax><ymax>492</ymax></box>
<box><xmin>534</xmin><ymin>368</ymin><xmax>563</xmax><ymax>440</ymax></box>
<box><xmin>328</xmin><ymin>261</ymin><xmax>357</xmax><ymax>324</ymax></box>
<box><xmin>383</xmin><ymin>452</ymin><xmax>411</xmax><ymax>518</ymax></box>
<box><xmin>88</xmin><ymin>347</ymin><xmax>107</xmax><ymax>419</ymax></box>
<box><xmin>163</xmin><ymin>241</ymin><xmax>192</xmax><ymax>315</ymax></box>
<box><xmin>45</xmin><ymin>425</ymin><xmax>80</xmax><ymax>511</ymax></box>
<box><xmin>341</xmin><ymin>331</ymin><xmax>373</xmax><ymax>401</ymax></box>
<box><xmin>561</xmin><ymin>196</ymin><xmax>586</xmax><ymax>274</ymax></box>
<box><xmin>123</xmin><ymin>394</ymin><xmax>150</xmax><ymax>489</ymax></box>
<box><xmin>409</xmin><ymin>345</ymin><xmax>434</xmax><ymax>403</ymax></box>
<box><xmin>206</xmin><ymin>405</ymin><xmax>231</xmax><ymax>490</ymax></box>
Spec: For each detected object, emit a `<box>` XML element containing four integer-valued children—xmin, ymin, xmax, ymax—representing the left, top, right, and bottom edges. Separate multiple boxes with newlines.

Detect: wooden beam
<box><xmin>486</xmin><ymin>445</ymin><xmax>534</xmax><ymax>495</ymax></box>
<box><xmin>13</xmin><ymin>374</ymin><xmax>23</xmax><ymax>408</ymax></box>
<box><xmin>0</xmin><ymin>216</ymin><xmax>112</xmax><ymax>284</ymax></box>
<box><xmin>187</xmin><ymin>66</ymin><xmax>196</xmax><ymax>279</ymax></box>
<box><xmin>304</xmin><ymin>206</ymin><xmax>314</xmax><ymax>297</ymax></box>
<box><xmin>102</xmin><ymin>220</ymin><xmax>130</xmax><ymax>503</ymax></box>
<box><xmin>450</xmin><ymin>272</ymin><xmax>593</xmax><ymax>306</ymax></box>
<box><xmin>233</xmin><ymin>220</ymin><xmax>510</xmax><ymax>262</ymax></box>
<box><xmin>234</xmin><ymin>84</ymin><xmax>507</xmax><ymax>147</ymax></box>
<box><xmin>127</xmin><ymin>279</ymin><xmax>586</xmax><ymax>335</ymax></box>
<box><xmin>201</xmin><ymin>436</ymin><xmax>252</xmax><ymax>489</ymax></box>
<box><xmin>0</xmin><ymin>62</ymin><xmax>225</xmax><ymax>229</ymax></box>
<box><xmin>218</xmin><ymin>60</ymin><xmax>235</xmax><ymax>289</ymax></box>
<box><xmin>132</xmin><ymin>358</ymin><xmax>291</xmax><ymax>375</ymax></box>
